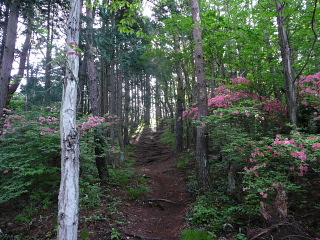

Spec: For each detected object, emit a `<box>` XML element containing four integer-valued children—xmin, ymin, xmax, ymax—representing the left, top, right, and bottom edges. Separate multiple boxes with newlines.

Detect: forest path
<box><xmin>120</xmin><ymin>124</ymin><xmax>193</xmax><ymax>240</ymax></box>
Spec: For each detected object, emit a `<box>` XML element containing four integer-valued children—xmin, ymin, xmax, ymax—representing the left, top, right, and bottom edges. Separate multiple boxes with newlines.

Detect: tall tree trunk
<box><xmin>0</xmin><ymin>0</ymin><xmax>19</xmax><ymax>121</ymax></box>
<box><xmin>44</xmin><ymin>1</ymin><xmax>53</xmax><ymax>104</ymax></box>
<box><xmin>7</xmin><ymin>4</ymin><xmax>33</xmax><ymax>105</ymax></box>
<box><xmin>155</xmin><ymin>77</ymin><xmax>162</xmax><ymax>126</ymax></box>
<box><xmin>275</xmin><ymin>1</ymin><xmax>297</xmax><ymax>127</ymax></box>
<box><xmin>144</xmin><ymin>73</ymin><xmax>151</xmax><ymax>125</ymax></box>
<box><xmin>58</xmin><ymin>0</ymin><xmax>81</xmax><ymax>239</ymax></box>
<box><xmin>86</xmin><ymin>3</ymin><xmax>109</xmax><ymax>180</ymax></box>
<box><xmin>78</xmin><ymin>56</ymin><xmax>87</xmax><ymax>115</ymax></box>
<box><xmin>100</xmin><ymin>58</ymin><xmax>109</xmax><ymax>115</ymax></box>
<box><xmin>0</xmin><ymin>2</ymin><xmax>9</xmax><ymax>69</ymax></box>
<box><xmin>123</xmin><ymin>73</ymin><xmax>130</xmax><ymax>145</ymax></box>
<box><xmin>190</xmin><ymin>0</ymin><xmax>212</xmax><ymax>190</ymax></box>
<box><xmin>174</xmin><ymin>35</ymin><xmax>185</xmax><ymax>153</ymax></box>
<box><xmin>117</xmin><ymin>71</ymin><xmax>125</xmax><ymax>163</ymax></box>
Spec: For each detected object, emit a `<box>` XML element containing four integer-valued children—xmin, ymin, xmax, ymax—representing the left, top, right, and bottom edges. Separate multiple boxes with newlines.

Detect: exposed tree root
<box><xmin>144</xmin><ymin>198</ymin><xmax>183</xmax><ymax>205</ymax></box>
<box><xmin>121</xmin><ymin>230</ymin><xmax>163</xmax><ymax>240</ymax></box>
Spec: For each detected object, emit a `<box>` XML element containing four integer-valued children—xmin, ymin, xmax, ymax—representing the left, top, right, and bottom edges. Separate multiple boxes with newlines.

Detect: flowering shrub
<box><xmin>183</xmin><ymin>77</ymin><xmax>287</xmax><ymax>129</ymax></box>
<box><xmin>0</xmin><ymin>107</ymin><xmax>119</xmax><ymax>204</ymax></box>
<box><xmin>241</xmin><ymin>133</ymin><xmax>320</xmax><ymax>206</ymax></box>
<box><xmin>0</xmin><ymin>109</ymin><xmax>61</xmax><ymax>204</ymax></box>
<box><xmin>297</xmin><ymin>72</ymin><xmax>320</xmax><ymax>132</ymax></box>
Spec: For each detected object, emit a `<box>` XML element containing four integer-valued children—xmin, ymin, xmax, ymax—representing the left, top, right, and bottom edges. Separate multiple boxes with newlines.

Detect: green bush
<box><xmin>0</xmin><ymin>110</ymin><xmax>60</xmax><ymax>204</ymax></box>
<box><xmin>181</xmin><ymin>228</ymin><xmax>210</xmax><ymax>240</ymax></box>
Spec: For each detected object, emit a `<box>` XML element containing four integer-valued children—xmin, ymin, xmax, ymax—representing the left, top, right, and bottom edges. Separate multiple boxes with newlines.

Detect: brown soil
<box><xmin>120</xmin><ymin>124</ymin><xmax>193</xmax><ymax>240</ymax></box>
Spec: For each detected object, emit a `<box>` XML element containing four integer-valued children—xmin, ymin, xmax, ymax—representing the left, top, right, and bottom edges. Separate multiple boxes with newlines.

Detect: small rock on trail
<box><xmin>121</xmin><ymin>125</ymin><xmax>193</xmax><ymax>240</ymax></box>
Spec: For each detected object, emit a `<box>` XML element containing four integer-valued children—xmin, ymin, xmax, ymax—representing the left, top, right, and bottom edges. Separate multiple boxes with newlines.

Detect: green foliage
<box><xmin>111</xmin><ymin>228</ymin><xmax>121</xmax><ymax>240</ymax></box>
<box><xmin>241</xmin><ymin>132</ymin><xmax>320</xmax><ymax>206</ymax></box>
<box><xmin>160</xmin><ymin>125</ymin><xmax>175</xmax><ymax>149</ymax></box>
<box><xmin>80</xmin><ymin>182</ymin><xmax>102</xmax><ymax>209</ymax></box>
<box><xmin>177</xmin><ymin>153</ymin><xmax>192</xmax><ymax>168</ymax></box>
<box><xmin>0</xmin><ymin>109</ymin><xmax>60</xmax><ymax>204</ymax></box>
<box><xmin>80</xmin><ymin>228</ymin><xmax>91</xmax><ymax>240</ymax></box>
<box><xmin>181</xmin><ymin>228</ymin><xmax>211</xmax><ymax>240</ymax></box>
<box><xmin>188</xmin><ymin>195</ymin><xmax>258</xmax><ymax>236</ymax></box>
<box><xmin>126</xmin><ymin>185</ymin><xmax>149</xmax><ymax>200</ymax></box>
<box><xmin>109</xmin><ymin>168</ymin><xmax>134</xmax><ymax>186</ymax></box>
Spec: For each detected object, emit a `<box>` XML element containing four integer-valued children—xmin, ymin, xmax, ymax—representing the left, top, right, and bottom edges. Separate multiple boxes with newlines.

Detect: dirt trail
<box><xmin>121</xmin><ymin>125</ymin><xmax>192</xmax><ymax>240</ymax></box>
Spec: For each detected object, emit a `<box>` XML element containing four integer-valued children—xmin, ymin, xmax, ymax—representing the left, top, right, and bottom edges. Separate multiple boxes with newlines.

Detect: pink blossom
<box><xmin>3</xmin><ymin>170</ymin><xmax>9</xmax><ymax>173</ymax></box>
<box><xmin>312</xmin><ymin>143</ymin><xmax>320</xmax><ymax>150</ymax></box>
<box><xmin>233</xmin><ymin>110</ymin><xmax>239</xmax><ymax>114</ymax></box>
<box><xmin>242</xmin><ymin>187</ymin><xmax>247</xmax><ymax>191</ymax></box>
<box><xmin>201</xmin><ymin>123</ymin><xmax>206</xmax><ymax>126</ymax></box>
<box><xmin>300</xmin><ymin>166</ymin><xmax>308</xmax><ymax>172</ymax></box>
<box><xmin>260</xmin><ymin>192</ymin><xmax>268</xmax><ymax>198</ymax></box>
<box><xmin>40</xmin><ymin>132</ymin><xmax>46</xmax><ymax>135</ymax></box>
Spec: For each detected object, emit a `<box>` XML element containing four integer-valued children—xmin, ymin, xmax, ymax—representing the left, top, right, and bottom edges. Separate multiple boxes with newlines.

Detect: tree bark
<box><xmin>190</xmin><ymin>0</ymin><xmax>212</xmax><ymax>191</ymax></box>
<box><xmin>58</xmin><ymin>0</ymin><xmax>81</xmax><ymax>239</ymax></box>
<box><xmin>123</xmin><ymin>73</ymin><xmax>130</xmax><ymax>145</ymax></box>
<box><xmin>7</xmin><ymin>4</ymin><xmax>33</xmax><ymax>105</ymax></box>
<box><xmin>86</xmin><ymin>3</ymin><xmax>109</xmax><ymax>180</ymax></box>
<box><xmin>144</xmin><ymin>73</ymin><xmax>151</xmax><ymax>125</ymax></box>
<box><xmin>174</xmin><ymin>35</ymin><xmax>185</xmax><ymax>153</ymax></box>
<box><xmin>0</xmin><ymin>0</ymin><xmax>19</xmax><ymax>121</ymax></box>
<box><xmin>275</xmin><ymin>1</ymin><xmax>297</xmax><ymax>127</ymax></box>
<box><xmin>0</xmin><ymin>2</ymin><xmax>9</xmax><ymax>69</ymax></box>
<box><xmin>44</xmin><ymin>1</ymin><xmax>53</xmax><ymax>104</ymax></box>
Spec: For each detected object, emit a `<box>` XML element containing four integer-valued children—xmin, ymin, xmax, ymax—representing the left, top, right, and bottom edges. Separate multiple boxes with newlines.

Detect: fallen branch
<box><xmin>144</xmin><ymin>198</ymin><xmax>182</xmax><ymax>205</ymax></box>
<box><xmin>121</xmin><ymin>230</ymin><xmax>162</xmax><ymax>240</ymax></box>
<box><xmin>250</xmin><ymin>221</ymin><xmax>293</xmax><ymax>240</ymax></box>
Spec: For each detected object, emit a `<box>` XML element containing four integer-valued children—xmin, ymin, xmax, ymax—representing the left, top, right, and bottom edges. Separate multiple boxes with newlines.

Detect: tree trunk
<box><xmin>174</xmin><ymin>35</ymin><xmax>184</xmax><ymax>153</ymax></box>
<box><xmin>144</xmin><ymin>73</ymin><xmax>151</xmax><ymax>125</ymax></box>
<box><xmin>58</xmin><ymin>0</ymin><xmax>81</xmax><ymax>239</ymax></box>
<box><xmin>78</xmin><ymin>56</ymin><xmax>87</xmax><ymax>115</ymax></box>
<box><xmin>7</xmin><ymin>4</ymin><xmax>33</xmax><ymax>105</ymax></box>
<box><xmin>44</xmin><ymin>1</ymin><xmax>53</xmax><ymax>104</ymax></box>
<box><xmin>190</xmin><ymin>0</ymin><xmax>212</xmax><ymax>191</ymax></box>
<box><xmin>0</xmin><ymin>0</ymin><xmax>19</xmax><ymax>121</ymax></box>
<box><xmin>0</xmin><ymin>2</ymin><xmax>9</xmax><ymax>69</ymax></box>
<box><xmin>123</xmin><ymin>73</ymin><xmax>130</xmax><ymax>145</ymax></box>
<box><xmin>86</xmin><ymin>3</ymin><xmax>109</xmax><ymax>180</ymax></box>
<box><xmin>275</xmin><ymin>0</ymin><xmax>297</xmax><ymax>127</ymax></box>
<box><xmin>155</xmin><ymin>77</ymin><xmax>162</xmax><ymax>126</ymax></box>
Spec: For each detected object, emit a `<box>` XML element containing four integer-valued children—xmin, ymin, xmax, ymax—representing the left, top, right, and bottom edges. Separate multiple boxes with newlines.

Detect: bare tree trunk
<box><xmin>155</xmin><ymin>77</ymin><xmax>162</xmax><ymax>126</ymax></box>
<box><xmin>174</xmin><ymin>35</ymin><xmax>184</xmax><ymax>153</ymax></box>
<box><xmin>0</xmin><ymin>2</ymin><xmax>9</xmax><ymax>69</ymax></box>
<box><xmin>7</xmin><ymin>6</ymin><xmax>33</xmax><ymax>105</ymax></box>
<box><xmin>78</xmin><ymin>56</ymin><xmax>87</xmax><ymax>115</ymax></box>
<box><xmin>117</xmin><ymin>72</ymin><xmax>125</xmax><ymax>163</ymax></box>
<box><xmin>100</xmin><ymin>58</ymin><xmax>109</xmax><ymax>115</ymax></box>
<box><xmin>86</xmin><ymin>3</ymin><xmax>109</xmax><ymax>180</ymax></box>
<box><xmin>190</xmin><ymin>0</ymin><xmax>212</xmax><ymax>191</ymax></box>
<box><xmin>58</xmin><ymin>0</ymin><xmax>81</xmax><ymax>239</ymax></box>
<box><xmin>123</xmin><ymin>74</ymin><xmax>130</xmax><ymax>145</ymax></box>
<box><xmin>44</xmin><ymin>1</ymin><xmax>53</xmax><ymax>104</ymax></box>
<box><xmin>0</xmin><ymin>0</ymin><xmax>19</xmax><ymax>121</ymax></box>
<box><xmin>144</xmin><ymin>73</ymin><xmax>151</xmax><ymax>125</ymax></box>
<box><xmin>275</xmin><ymin>1</ymin><xmax>297</xmax><ymax>127</ymax></box>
